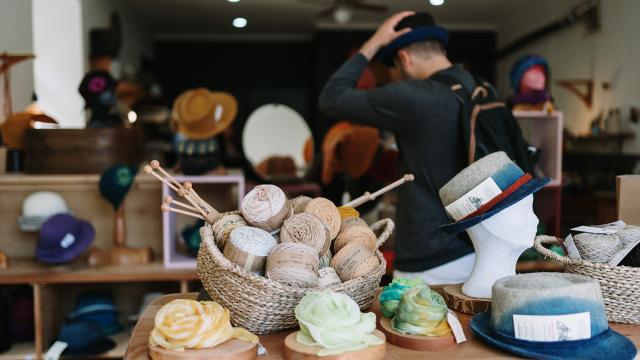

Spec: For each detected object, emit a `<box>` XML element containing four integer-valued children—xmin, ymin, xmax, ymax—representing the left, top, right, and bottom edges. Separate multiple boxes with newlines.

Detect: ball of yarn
<box><xmin>334</xmin><ymin>217</ymin><xmax>377</xmax><ymax>253</ymax></box>
<box><xmin>337</xmin><ymin>206</ymin><xmax>359</xmax><ymax>219</ymax></box>
<box><xmin>330</xmin><ymin>243</ymin><xmax>379</xmax><ymax>282</ymax></box>
<box><xmin>290</xmin><ymin>196</ymin><xmax>312</xmax><ymax>214</ymax></box>
<box><xmin>318</xmin><ymin>267</ymin><xmax>342</xmax><ymax>288</ymax></box>
<box><xmin>223</xmin><ymin>226</ymin><xmax>277</xmax><ymax>273</ymax></box>
<box><xmin>266</xmin><ymin>242</ymin><xmax>319</xmax><ymax>273</ymax></box>
<box><xmin>574</xmin><ymin>233</ymin><xmax>622</xmax><ymax>263</ymax></box>
<box><xmin>268</xmin><ymin>266</ymin><xmax>319</xmax><ymax>288</ymax></box>
<box><xmin>379</xmin><ymin>278</ymin><xmax>426</xmax><ymax>318</ymax></box>
<box><xmin>392</xmin><ymin>286</ymin><xmax>452</xmax><ymax>336</ymax></box>
<box><xmin>241</xmin><ymin>185</ymin><xmax>289</xmax><ymax>232</ymax></box>
<box><xmin>211</xmin><ymin>212</ymin><xmax>247</xmax><ymax>250</ymax></box>
<box><xmin>280</xmin><ymin>213</ymin><xmax>331</xmax><ymax>257</ymax></box>
<box><xmin>303</xmin><ymin>197</ymin><xmax>341</xmax><ymax>240</ymax></box>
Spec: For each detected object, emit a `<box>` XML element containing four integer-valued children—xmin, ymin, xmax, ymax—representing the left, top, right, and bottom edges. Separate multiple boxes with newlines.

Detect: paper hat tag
<box><xmin>513</xmin><ymin>312</ymin><xmax>591</xmax><ymax>342</ymax></box>
<box><xmin>445</xmin><ymin>178</ymin><xmax>502</xmax><ymax>221</ymax></box>
<box><xmin>60</xmin><ymin>233</ymin><xmax>76</xmax><ymax>249</ymax></box>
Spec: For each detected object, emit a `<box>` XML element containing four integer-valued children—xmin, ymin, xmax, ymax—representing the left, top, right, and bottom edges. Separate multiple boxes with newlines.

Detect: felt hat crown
<box><xmin>172</xmin><ymin>88</ymin><xmax>237</xmax><ymax>140</ymax></box>
<box><xmin>471</xmin><ymin>273</ymin><xmax>637</xmax><ymax>360</ymax></box>
<box><xmin>439</xmin><ymin>151</ymin><xmax>549</xmax><ymax>234</ymax></box>
<box><xmin>19</xmin><ymin>191</ymin><xmax>70</xmax><ymax>231</ymax></box>
<box><xmin>321</xmin><ymin>121</ymin><xmax>379</xmax><ymax>185</ymax></box>
<box><xmin>375</xmin><ymin>12</ymin><xmax>449</xmax><ymax>67</ymax></box>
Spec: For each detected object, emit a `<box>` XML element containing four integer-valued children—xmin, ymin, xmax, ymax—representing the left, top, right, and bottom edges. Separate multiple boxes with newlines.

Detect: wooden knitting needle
<box><xmin>343</xmin><ymin>174</ymin><xmax>415</xmax><ymax>208</ymax></box>
<box><xmin>144</xmin><ymin>165</ymin><xmax>180</xmax><ymax>192</ymax></box>
<box><xmin>161</xmin><ymin>204</ymin><xmax>205</xmax><ymax>220</ymax></box>
<box><xmin>163</xmin><ymin>196</ymin><xmax>199</xmax><ymax>212</ymax></box>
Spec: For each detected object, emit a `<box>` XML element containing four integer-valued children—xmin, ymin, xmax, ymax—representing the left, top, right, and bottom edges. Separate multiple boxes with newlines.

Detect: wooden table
<box><xmin>125</xmin><ymin>293</ymin><xmax>640</xmax><ymax>360</ymax></box>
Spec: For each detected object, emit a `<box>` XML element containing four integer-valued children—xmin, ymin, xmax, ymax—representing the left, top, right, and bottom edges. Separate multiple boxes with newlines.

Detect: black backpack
<box><xmin>431</xmin><ymin>73</ymin><xmax>533</xmax><ymax>174</ymax></box>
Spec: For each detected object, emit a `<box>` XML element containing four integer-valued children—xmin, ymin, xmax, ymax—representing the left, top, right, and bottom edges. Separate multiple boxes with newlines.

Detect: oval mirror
<box><xmin>242</xmin><ymin>104</ymin><xmax>313</xmax><ymax>180</ymax></box>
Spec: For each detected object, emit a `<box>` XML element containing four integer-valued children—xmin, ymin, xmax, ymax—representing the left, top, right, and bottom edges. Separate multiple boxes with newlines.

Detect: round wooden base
<box><xmin>283</xmin><ymin>330</ymin><xmax>386</xmax><ymax>360</ymax></box>
<box><xmin>379</xmin><ymin>317</ymin><xmax>455</xmax><ymax>351</ymax></box>
<box><xmin>148</xmin><ymin>339</ymin><xmax>258</xmax><ymax>360</ymax></box>
<box><xmin>442</xmin><ymin>284</ymin><xmax>491</xmax><ymax>315</ymax></box>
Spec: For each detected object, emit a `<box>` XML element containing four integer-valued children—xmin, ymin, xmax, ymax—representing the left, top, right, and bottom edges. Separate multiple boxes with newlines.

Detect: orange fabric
<box><xmin>303</xmin><ymin>136</ymin><xmax>314</xmax><ymax>165</ymax></box>
<box><xmin>0</xmin><ymin>112</ymin><xmax>57</xmax><ymax>149</ymax></box>
<box><xmin>322</xmin><ymin>121</ymin><xmax>379</xmax><ymax>185</ymax></box>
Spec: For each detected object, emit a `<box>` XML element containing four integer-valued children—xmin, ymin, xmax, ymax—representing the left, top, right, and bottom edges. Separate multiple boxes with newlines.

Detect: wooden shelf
<box><xmin>0</xmin><ymin>342</ymin><xmax>36</xmax><ymax>360</ymax></box>
<box><xmin>0</xmin><ymin>259</ymin><xmax>198</xmax><ymax>285</ymax></box>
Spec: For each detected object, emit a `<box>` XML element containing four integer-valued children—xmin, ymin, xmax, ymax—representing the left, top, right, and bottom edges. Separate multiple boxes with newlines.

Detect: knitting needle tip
<box><xmin>150</xmin><ymin>160</ymin><xmax>160</xmax><ymax>169</ymax></box>
<box><xmin>404</xmin><ymin>174</ymin><xmax>415</xmax><ymax>181</ymax></box>
<box><xmin>143</xmin><ymin>165</ymin><xmax>153</xmax><ymax>174</ymax></box>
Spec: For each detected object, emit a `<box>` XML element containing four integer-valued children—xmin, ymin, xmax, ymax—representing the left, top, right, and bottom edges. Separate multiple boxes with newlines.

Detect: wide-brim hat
<box><xmin>322</xmin><ymin>121</ymin><xmax>379</xmax><ymax>185</ymax></box>
<box><xmin>57</xmin><ymin>320</ymin><xmax>116</xmax><ymax>356</ymax></box>
<box><xmin>439</xmin><ymin>152</ymin><xmax>549</xmax><ymax>234</ymax></box>
<box><xmin>375</xmin><ymin>12</ymin><xmax>449</xmax><ymax>67</ymax></box>
<box><xmin>0</xmin><ymin>112</ymin><xmax>57</xmax><ymax>149</ymax></box>
<box><xmin>36</xmin><ymin>214</ymin><xmax>95</xmax><ymax>264</ymax></box>
<box><xmin>470</xmin><ymin>273</ymin><xmax>637</xmax><ymax>360</ymax></box>
<box><xmin>172</xmin><ymin>88</ymin><xmax>237</xmax><ymax>140</ymax></box>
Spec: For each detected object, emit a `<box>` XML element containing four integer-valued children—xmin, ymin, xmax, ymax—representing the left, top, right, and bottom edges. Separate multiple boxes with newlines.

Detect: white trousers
<box><xmin>393</xmin><ymin>253</ymin><xmax>476</xmax><ymax>285</ymax></box>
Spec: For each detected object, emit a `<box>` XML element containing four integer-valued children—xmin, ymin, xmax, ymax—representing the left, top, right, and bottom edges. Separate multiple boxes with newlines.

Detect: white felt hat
<box><xmin>19</xmin><ymin>191</ymin><xmax>69</xmax><ymax>231</ymax></box>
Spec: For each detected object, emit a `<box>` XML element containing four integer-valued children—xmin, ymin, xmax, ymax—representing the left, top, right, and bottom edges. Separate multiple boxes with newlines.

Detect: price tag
<box><xmin>447</xmin><ymin>311</ymin><xmax>467</xmax><ymax>343</ymax></box>
<box><xmin>513</xmin><ymin>312</ymin><xmax>590</xmax><ymax>342</ymax></box>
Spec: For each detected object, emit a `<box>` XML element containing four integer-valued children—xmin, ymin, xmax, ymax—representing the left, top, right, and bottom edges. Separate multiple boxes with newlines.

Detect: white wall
<box><xmin>81</xmin><ymin>0</ymin><xmax>152</xmax><ymax>77</ymax></box>
<box><xmin>0</xmin><ymin>0</ymin><xmax>34</xmax><ymax>120</ymax></box>
<box><xmin>33</xmin><ymin>0</ymin><xmax>85</xmax><ymax>128</ymax></box>
<box><xmin>496</xmin><ymin>0</ymin><xmax>640</xmax><ymax>154</ymax></box>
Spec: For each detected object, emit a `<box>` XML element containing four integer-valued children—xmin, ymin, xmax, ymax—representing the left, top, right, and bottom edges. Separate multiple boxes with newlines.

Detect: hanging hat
<box><xmin>510</xmin><ymin>55</ymin><xmax>550</xmax><ymax>91</ymax></box>
<box><xmin>78</xmin><ymin>70</ymin><xmax>118</xmax><ymax>108</ymax></box>
<box><xmin>36</xmin><ymin>214</ymin><xmax>95</xmax><ymax>264</ymax></box>
<box><xmin>439</xmin><ymin>152</ymin><xmax>549</xmax><ymax>234</ymax></box>
<box><xmin>180</xmin><ymin>219</ymin><xmax>206</xmax><ymax>255</ymax></box>
<box><xmin>68</xmin><ymin>292</ymin><xmax>123</xmax><ymax>336</ymax></box>
<box><xmin>172</xmin><ymin>88</ymin><xmax>237</xmax><ymax>140</ymax></box>
<box><xmin>99</xmin><ymin>164</ymin><xmax>138</xmax><ymax>210</ymax></box>
<box><xmin>471</xmin><ymin>273</ymin><xmax>637</xmax><ymax>360</ymax></box>
<box><xmin>19</xmin><ymin>191</ymin><xmax>70</xmax><ymax>232</ymax></box>
<box><xmin>0</xmin><ymin>112</ymin><xmax>57</xmax><ymax>149</ymax></box>
<box><xmin>322</xmin><ymin>121</ymin><xmax>379</xmax><ymax>185</ymax></box>
<box><xmin>375</xmin><ymin>12</ymin><xmax>449</xmax><ymax>67</ymax></box>
<box><xmin>56</xmin><ymin>320</ymin><xmax>116</xmax><ymax>356</ymax></box>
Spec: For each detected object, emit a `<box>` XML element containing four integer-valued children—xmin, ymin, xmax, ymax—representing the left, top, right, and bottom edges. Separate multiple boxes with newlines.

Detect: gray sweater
<box><xmin>319</xmin><ymin>53</ymin><xmax>474</xmax><ymax>271</ymax></box>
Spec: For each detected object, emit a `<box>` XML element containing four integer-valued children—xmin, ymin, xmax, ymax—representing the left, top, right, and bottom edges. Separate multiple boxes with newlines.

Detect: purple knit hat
<box><xmin>36</xmin><ymin>214</ymin><xmax>95</xmax><ymax>264</ymax></box>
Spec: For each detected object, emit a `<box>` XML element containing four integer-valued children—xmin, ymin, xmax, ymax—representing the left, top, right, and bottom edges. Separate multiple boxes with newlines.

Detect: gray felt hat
<box><xmin>471</xmin><ymin>272</ymin><xmax>637</xmax><ymax>360</ymax></box>
<box><xmin>439</xmin><ymin>152</ymin><xmax>549</xmax><ymax>234</ymax></box>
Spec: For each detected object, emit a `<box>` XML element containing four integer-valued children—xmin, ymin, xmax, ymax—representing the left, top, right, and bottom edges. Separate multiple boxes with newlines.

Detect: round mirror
<box><xmin>242</xmin><ymin>104</ymin><xmax>313</xmax><ymax>180</ymax></box>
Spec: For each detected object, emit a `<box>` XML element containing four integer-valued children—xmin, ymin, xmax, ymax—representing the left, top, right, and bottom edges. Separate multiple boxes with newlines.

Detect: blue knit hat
<box><xmin>471</xmin><ymin>273</ymin><xmax>637</xmax><ymax>360</ymax></box>
<box><xmin>510</xmin><ymin>55</ymin><xmax>549</xmax><ymax>91</ymax></box>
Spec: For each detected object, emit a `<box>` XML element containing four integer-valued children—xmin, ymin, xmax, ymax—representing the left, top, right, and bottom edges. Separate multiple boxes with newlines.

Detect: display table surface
<box><xmin>125</xmin><ymin>292</ymin><xmax>640</xmax><ymax>360</ymax></box>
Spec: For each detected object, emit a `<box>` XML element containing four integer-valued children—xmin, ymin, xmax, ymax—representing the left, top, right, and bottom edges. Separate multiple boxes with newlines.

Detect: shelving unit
<box><xmin>0</xmin><ymin>173</ymin><xmax>240</xmax><ymax>360</ymax></box>
<box><xmin>514</xmin><ymin>111</ymin><xmax>564</xmax><ymax>237</ymax></box>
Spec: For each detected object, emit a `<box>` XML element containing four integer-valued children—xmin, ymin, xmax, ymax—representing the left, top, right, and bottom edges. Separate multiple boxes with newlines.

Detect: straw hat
<box><xmin>172</xmin><ymin>88</ymin><xmax>237</xmax><ymax>140</ymax></box>
<box><xmin>0</xmin><ymin>112</ymin><xmax>57</xmax><ymax>149</ymax></box>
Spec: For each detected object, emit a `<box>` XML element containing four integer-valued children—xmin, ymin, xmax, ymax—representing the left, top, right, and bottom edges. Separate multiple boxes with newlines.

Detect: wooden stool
<box><xmin>283</xmin><ymin>330</ymin><xmax>385</xmax><ymax>360</ymax></box>
<box><xmin>442</xmin><ymin>284</ymin><xmax>491</xmax><ymax>315</ymax></box>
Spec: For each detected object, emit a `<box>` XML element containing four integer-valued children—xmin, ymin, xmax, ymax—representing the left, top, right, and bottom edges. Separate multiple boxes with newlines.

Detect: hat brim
<box><xmin>376</xmin><ymin>26</ymin><xmax>449</xmax><ymax>66</ymax></box>
<box><xmin>177</xmin><ymin>92</ymin><xmax>238</xmax><ymax>140</ymax></box>
<box><xmin>62</xmin><ymin>337</ymin><xmax>116</xmax><ymax>356</ymax></box>
<box><xmin>470</xmin><ymin>312</ymin><xmax>637</xmax><ymax>360</ymax></box>
<box><xmin>440</xmin><ymin>177</ymin><xmax>550</xmax><ymax>235</ymax></box>
<box><xmin>36</xmin><ymin>220</ymin><xmax>95</xmax><ymax>264</ymax></box>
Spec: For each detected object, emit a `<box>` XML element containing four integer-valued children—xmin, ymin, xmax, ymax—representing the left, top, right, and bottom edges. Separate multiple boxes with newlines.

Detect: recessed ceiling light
<box><xmin>233</xmin><ymin>17</ymin><xmax>247</xmax><ymax>28</ymax></box>
<box><xmin>228</xmin><ymin>0</ymin><xmax>240</xmax><ymax>2</ymax></box>
<box><xmin>430</xmin><ymin>0</ymin><xmax>444</xmax><ymax>5</ymax></box>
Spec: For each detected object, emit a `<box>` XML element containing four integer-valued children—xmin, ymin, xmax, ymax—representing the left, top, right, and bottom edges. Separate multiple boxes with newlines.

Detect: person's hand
<box><xmin>360</xmin><ymin>11</ymin><xmax>415</xmax><ymax>60</ymax></box>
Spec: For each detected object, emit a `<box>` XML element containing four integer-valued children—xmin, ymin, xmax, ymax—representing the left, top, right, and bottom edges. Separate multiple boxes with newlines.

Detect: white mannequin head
<box><xmin>462</xmin><ymin>194</ymin><xmax>539</xmax><ymax>298</ymax></box>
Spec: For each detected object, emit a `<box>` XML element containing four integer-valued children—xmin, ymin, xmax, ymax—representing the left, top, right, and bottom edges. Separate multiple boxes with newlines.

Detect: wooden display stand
<box><xmin>148</xmin><ymin>340</ymin><xmax>257</xmax><ymax>360</ymax></box>
<box><xmin>443</xmin><ymin>285</ymin><xmax>491</xmax><ymax>315</ymax></box>
<box><xmin>0</xmin><ymin>250</ymin><xmax>8</xmax><ymax>269</ymax></box>
<box><xmin>283</xmin><ymin>330</ymin><xmax>385</xmax><ymax>360</ymax></box>
<box><xmin>87</xmin><ymin>205</ymin><xmax>154</xmax><ymax>266</ymax></box>
<box><xmin>379</xmin><ymin>317</ymin><xmax>455</xmax><ymax>351</ymax></box>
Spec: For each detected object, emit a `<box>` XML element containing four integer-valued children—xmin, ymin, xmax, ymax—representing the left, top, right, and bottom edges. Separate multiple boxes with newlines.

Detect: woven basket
<box><xmin>197</xmin><ymin>217</ymin><xmax>394</xmax><ymax>334</ymax></box>
<box><xmin>535</xmin><ymin>235</ymin><xmax>640</xmax><ymax>325</ymax></box>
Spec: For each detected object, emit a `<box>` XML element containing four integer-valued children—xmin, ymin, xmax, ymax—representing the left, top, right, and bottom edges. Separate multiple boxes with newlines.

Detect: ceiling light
<box><xmin>233</xmin><ymin>17</ymin><xmax>247</xmax><ymax>28</ymax></box>
<box><xmin>333</xmin><ymin>6</ymin><xmax>352</xmax><ymax>24</ymax></box>
<box><xmin>127</xmin><ymin>111</ymin><xmax>137</xmax><ymax>123</ymax></box>
<box><xmin>430</xmin><ymin>0</ymin><xmax>444</xmax><ymax>5</ymax></box>
<box><xmin>228</xmin><ymin>0</ymin><xmax>240</xmax><ymax>2</ymax></box>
